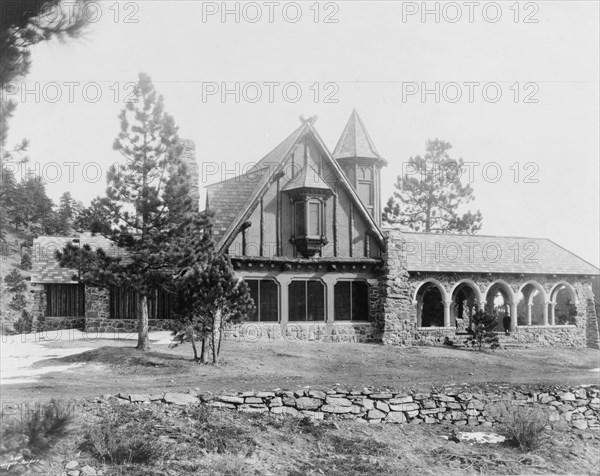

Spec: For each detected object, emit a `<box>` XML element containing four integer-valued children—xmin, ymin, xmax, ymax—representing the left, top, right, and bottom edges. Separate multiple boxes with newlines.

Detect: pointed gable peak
<box><xmin>281</xmin><ymin>164</ymin><xmax>333</xmax><ymax>195</ymax></box>
<box><xmin>333</xmin><ymin>109</ymin><xmax>384</xmax><ymax>163</ymax></box>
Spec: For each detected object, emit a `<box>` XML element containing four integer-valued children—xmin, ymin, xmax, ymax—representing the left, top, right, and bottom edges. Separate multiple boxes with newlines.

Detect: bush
<box><xmin>83</xmin><ymin>405</ymin><xmax>167</xmax><ymax>465</ymax></box>
<box><xmin>9</xmin><ymin>293</ymin><xmax>27</xmax><ymax>312</ymax></box>
<box><xmin>500</xmin><ymin>406</ymin><xmax>548</xmax><ymax>452</ymax></box>
<box><xmin>13</xmin><ymin>309</ymin><xmax>33</xmax><ymax>333</ymax></box>
<box><xmin>20</xmin><ymin>253</ymin><xmax>32</xmax><ymax>270</ymax></box>
<box><xmin>465</xmin><ymin>310</ymin><xmax>499</xmax><ymax>351</ymax></box>
<box><xmin>4</xmin><ymin>268</ymin><xmax>26</xmax><ymax>293</ymax></box>
<box><xmin>0</xmin><ymin>400</ymin><xmax>72</xmax><ymax>472</ymax></box>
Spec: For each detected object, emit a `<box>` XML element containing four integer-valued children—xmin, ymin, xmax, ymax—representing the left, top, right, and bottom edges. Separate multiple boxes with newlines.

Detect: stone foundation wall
<box><xmin>112</xmin><ymin>385</ymin><xmax>600</xmax><ymax>431</ymax></box>
<box><xmin>225</xmin><ymin>322</ymin><xmax>379</xmax><ymax>343</ymax></box>
<box><xmin>36</xmin><ymin>316</ymin><xmax>85</xmax><ymax>331</ymax></box>
<box><xmin>512</xmin><ymin>325</ymin><xmax>584</xmax><ymax>347</ymax></box>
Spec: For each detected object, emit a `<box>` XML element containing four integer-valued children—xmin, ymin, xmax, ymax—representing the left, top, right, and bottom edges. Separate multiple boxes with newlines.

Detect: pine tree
<box><xmin>466</xmin><ymin>309</ymin><xmax>500</xmax><ymax>351</ymax></box>
<box><xmin>170</xmin><ymin>245</ymin><xmax>255</xmax><ymax>364</ymax></box>
<box><xmin>383</xmin><ymin>139</ymin><xmax>482</xmax><ymax>233</ymax></box>
<box><xmin>4</xmin><ymin>268</ymin><xmax>27</xmax><ymax>293</ymax></box>
<box><xmin>57</xmin><ymin>73</ymin><xmax>192</xmax><ymax>351</ymax></box>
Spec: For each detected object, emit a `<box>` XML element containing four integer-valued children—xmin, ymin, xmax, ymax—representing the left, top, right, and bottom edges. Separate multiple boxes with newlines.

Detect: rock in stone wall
<box><xmin>224</xmin><ymin>322</ymin><xmax>379</xmax><ymax>343</ymax></box>
<box><xmin>109</xmin><ymin>385</ymin><xmax>600</xmax><ymax>431</ymax></box>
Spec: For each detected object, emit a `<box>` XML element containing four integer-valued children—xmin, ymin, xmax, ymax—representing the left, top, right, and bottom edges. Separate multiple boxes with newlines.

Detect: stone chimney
<box><xmin>179</xmin><ymin>139</ymin><xmax>200</xmax><ymax>211</ymax></box>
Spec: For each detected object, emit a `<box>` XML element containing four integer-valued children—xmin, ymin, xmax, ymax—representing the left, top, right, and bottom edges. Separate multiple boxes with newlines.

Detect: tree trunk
<box><xmin>136</xmin><ymin>294</ymin><xmax>150</xmax><ymax>350</ymax></box>
<box><xmin>201</xmin><ymin>336</ymin><xmax>210</xmax><ymax>363</ymax></box>
<box><xmin>190</xmin><ymin>326</ymin><xmax>199</xmax><ymax>362</ymax></box>
<box><xmin>212</xmin><ymin>309</ymin><xmax>222</xmax><ymax>364</ymax></box>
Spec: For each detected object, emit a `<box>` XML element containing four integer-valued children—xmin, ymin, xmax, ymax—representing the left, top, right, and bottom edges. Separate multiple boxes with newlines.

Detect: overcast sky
<box><xmin>4</xmin><ymin>1</ymin><xmax>599</xmax><ymax>267</ymax></box>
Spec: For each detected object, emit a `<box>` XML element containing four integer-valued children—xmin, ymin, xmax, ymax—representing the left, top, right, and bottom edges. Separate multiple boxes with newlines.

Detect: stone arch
<box><xmin>549</xmin><ymin>281</ymin><xmax>578</xmax><ymax>305</ymax></box>
<box><xmin>518</xmin><ymin>280</ymin><xmax>548</xmax><ymax>304</ymax></box>
<box><xmin>414</xmin><ymin>280</ymin><xmax>447</xmax><ymax>328</ymax></box>
<box><xmin>485</xmin><ymin>280</ymin><xmax>515</xmax><ymax>327</ymax></box>
<box><xmin>450</xmin><ymin>280</ymin><xmax>482</xmax><ymax>331</ymax></box>
<box><xmin>549</xmin><ymin>281</ymin><xmax>579</xmax><ymax>325</ymax></box>
<box><xmin>517</xmin><ymin>280</ymin><xmax>548</xmax><ymax>326</ymax></box>
<box><xmin>412</xmin><ymin>279</ymin><xmax>448</xmax><ymax>303</ymax></box>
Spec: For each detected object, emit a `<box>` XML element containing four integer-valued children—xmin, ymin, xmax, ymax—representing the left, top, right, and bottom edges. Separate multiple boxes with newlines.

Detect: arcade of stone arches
<box><xmin>413</xmin><ymin>279</ymin><xmax>579</xmax><ymax>331</ymax></box>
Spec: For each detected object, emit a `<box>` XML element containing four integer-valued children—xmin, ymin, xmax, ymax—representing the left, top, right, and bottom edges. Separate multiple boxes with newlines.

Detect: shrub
<box><xmin>500</xmin><ymin>406</ymin><xmax>548</xmax><ymax>452</ymax></box>
<box><xmin>465</xmin><ymin>309</ymin><xmax>499</xmax><ymax>351</ymax></box>
<box><xmin>4</xmin><ymin>268</ymin><xmax>26</xmax><ymax>293</ymax></box>
<box><xmin>9</xmin><ymin>293</ymin><xmax>27</xmax><ymax>312</ymax></box>
<box><xmin>83</xmin><ymin>405</ymin><xmax>167</xmax><ymax>465</ymax></box>
<box><xmin>20</xmin><ymin>253</ymin><xmax>32</xmax><ymax>270</ymax></box>
<box><xmin>0</xmin><ymin>400</ymin><xmax>72</xmax><ymax>472</ymax></box>
<box><xmin>13</xmin><ymin>309</ymin><xmax>33</xmax><ymax>333</ymax></box>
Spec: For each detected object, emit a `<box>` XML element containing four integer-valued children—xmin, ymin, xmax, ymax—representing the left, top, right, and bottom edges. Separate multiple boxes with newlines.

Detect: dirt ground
<box><xmin>2</xmin><ymin>331</ymin><xmax>599</xmax><ymax>403</ymax></box>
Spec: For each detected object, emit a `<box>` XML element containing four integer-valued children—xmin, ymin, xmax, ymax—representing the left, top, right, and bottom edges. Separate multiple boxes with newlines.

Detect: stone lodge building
<box><xmin>30</xmin><ymin>111</ymin><xmax>600</xmax><ymax>348</ymax></box>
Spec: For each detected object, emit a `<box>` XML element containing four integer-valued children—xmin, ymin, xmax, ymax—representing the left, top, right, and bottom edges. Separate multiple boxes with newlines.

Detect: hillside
<box><xmin>0</xmin><ymin>226</ymin><xmax>34</xmax><ymax>331</ymax></box>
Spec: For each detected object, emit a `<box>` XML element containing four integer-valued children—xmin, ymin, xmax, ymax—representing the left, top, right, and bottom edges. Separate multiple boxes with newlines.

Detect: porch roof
<box><xmin>401</xmin><ymin>231</ymin><xmax>599</xmax><ymax>276</ymax></box>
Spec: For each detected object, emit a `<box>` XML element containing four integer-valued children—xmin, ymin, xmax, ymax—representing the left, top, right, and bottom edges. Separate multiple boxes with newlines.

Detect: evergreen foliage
<box><xmin>383</xmin><ymin>139</ymin><xmax>482</xmax><ymax>233</ymax></box>
<box><xmin>466</xmin><ymin>309</ymin><xmax>500</xmax><ymax>351</ymax></box>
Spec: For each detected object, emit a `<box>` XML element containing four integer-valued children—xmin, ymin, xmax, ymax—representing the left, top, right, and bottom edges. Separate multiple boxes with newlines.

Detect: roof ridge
<box><xmin>205</xmin><ymin>164</ymin><xmax>271</xmax><ymax>188</ymax></box>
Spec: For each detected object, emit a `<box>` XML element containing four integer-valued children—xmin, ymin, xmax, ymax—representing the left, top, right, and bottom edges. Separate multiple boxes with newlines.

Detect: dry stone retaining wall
<box><xmin>111</xmin><ymin>385</ymin><xmax>600</xmax><ymax>431</ymax></box>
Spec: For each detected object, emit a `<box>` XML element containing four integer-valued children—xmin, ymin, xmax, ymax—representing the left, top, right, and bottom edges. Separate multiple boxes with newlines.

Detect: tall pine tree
<box><xmin>383</xmin><ymin>139</ymin><xmax>482</xmax><ymax>233</ymax></box>
<box><xmin>57</xmin><ymin>73</ymin><xmax>193</xmax><ymax>351</ymax></box>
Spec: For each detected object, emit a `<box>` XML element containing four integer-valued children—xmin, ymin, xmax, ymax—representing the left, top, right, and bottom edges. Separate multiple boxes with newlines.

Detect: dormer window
<box><xmin>283</xmin><ymin>165</ymin><xmax>333</xmax><ymax>258</ymax></box>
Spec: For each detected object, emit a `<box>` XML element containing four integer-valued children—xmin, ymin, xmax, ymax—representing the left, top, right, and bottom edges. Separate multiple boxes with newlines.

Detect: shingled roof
<box><xmin>401</xmin><ymin>231</ymin><xmax>599</xmax><ymax>275</ymax></box>
<box><xmin>31</xmin><ymin>234</ymin><xmax>121</xmax><ymax>284</ymax></box>
<box><xmin>332</xmin><ymin>109</ymin><xmax>386</xmax><ymax>164</ymax></box>
<box><xmin>206</xmin><ymin>118</ymin><xmax>385</xmax><ymax>251</ymax></box>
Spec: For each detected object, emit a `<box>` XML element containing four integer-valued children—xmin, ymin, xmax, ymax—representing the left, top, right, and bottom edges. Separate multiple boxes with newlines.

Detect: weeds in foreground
<box><xmin>0</xmin><ymin>400</ymin><xmax>72</xmax><ymax>474</ymax></box>
<box><xmin>81</xmin><ymin>404</ymin><xmax>167</xmax><ymax>465</ymax></box>
<box><xmin>500</xmin><ymin>405</ymin><xmax>549</xmax><ymax>451</ymax></box>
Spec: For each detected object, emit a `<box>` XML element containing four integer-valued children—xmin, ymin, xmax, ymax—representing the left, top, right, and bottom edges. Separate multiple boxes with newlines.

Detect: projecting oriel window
<box><xmin>289</xmin><ymin>280</ymin><xmax>325</xmax><ymax>321</ymax></box>
<box><xmin>334</xmin><ymin>281</ymin><xmax>370</xmax><ymax>321</ymax></box>
<box><xmin>246</xmin><ymin>279</ymin><xmax>279</xmax><ymax>322</ymax></box>
<box><xmin>294</xmin><ymin>201</ymin><xmax>305</xmax><ymax>236</ymax></box>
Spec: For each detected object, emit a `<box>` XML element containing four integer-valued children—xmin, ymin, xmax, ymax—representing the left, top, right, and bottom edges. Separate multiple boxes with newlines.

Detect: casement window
<box><xmin>289</xmin><ymin>280</ymin><xmax>325</xmax><ymax>322</ymax></box>
<box><xmin>109</xmin><ymin>287</ymin><xmax>174</xmax><ymax>320</ymax></box>
<box><xmin>293</xmin><ymin>199</ymin><xmax>323</xmax><ymax>238</ymax></box>
<box><xmin>334</xmin><ymin>281</ymin><xmax>370</xmax><ymax>321</ymax></box>
<box><xmin>46</xmin><ymin>284</ymin><xmax>85</xmax><ymax>317</ymax></box>
<box><xmin>246</xmin><ymin>279</ymin><xmax>279</xmax><ymax>322</ymax></box>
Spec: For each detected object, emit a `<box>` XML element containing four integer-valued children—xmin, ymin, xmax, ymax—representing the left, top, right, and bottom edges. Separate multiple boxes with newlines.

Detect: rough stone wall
<box><xmin>225</xmin><ymin>322</ymin><xmax>379</xmax><ymax>343</ymax></box>
<box><xmin>179</xmin><ymin>139</ymin><xmax>200</xmax><ymax>212</ymax></box>
<box><xmin>83</xmin><ymin>286</ymin><xmax>175</xmax><ymax>333</ymax></box>
<box><xmin>585</xmin><ymin>294</ymin><xmax>600</xmax><ymax>349</ymax></box>
<box><xmin>378</xmin><ymin>229</ymin><xmax>413</xmax><ymax>345</ymax></box>
<box><xmin>112</xmin><ymin>385</ymin><xmax>600</xmax><ymax>431</ymax></box>
<box><xmin>31</xmin><ymin>287</ymin><xmax>46</xmax><ymax>331</ymax></box>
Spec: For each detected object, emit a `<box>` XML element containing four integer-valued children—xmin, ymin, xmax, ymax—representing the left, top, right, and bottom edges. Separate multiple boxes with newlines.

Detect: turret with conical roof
<box><xmin>333</xmin><ymin>109</ymin><xmax>387</xmax><ymax>226</ymax></box>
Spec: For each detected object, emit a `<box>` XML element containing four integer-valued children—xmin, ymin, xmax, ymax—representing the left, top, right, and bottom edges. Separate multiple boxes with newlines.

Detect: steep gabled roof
<box><xmin>401</xmin><ymin>231</ymin><xmax>600</xmax><ymax>275</ymax></box>
<box><xmin>333</xmin><ymin>109</ymin><xmax>386</xmax><ymax>163</ymax></box>
<box><xmin>206</xmin><ymin>119</ymin><xmax>385</xmax><ymax>252</ymax></box>
<box><xmin>281</xmin><ymin>164</ymin><xmax>333</xmax><ymax>194</ymax></box>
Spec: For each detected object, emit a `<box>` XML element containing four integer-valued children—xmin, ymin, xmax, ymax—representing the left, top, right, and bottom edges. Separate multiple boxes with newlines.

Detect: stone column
<box><xmin>415</xmin><ymin>297</ymin><xmax>423</xmax><ymax>327</ymax></box>
<box><xmin>443</xmin><ymin>300</ymin><xmax>452</xmax><ymax>327</ymax></box>
<box><xmin>277</xmin><ymin>275</ymin><xmax>292</xmax><ymax>328</ymax></box>
<box><xmin>527</xmin><ymin>303</ymin><xmax>532</xmax><ymax>326</ymax></box>
<box><xmin>549</xmin><ymin>303</ymin><xmax>556</xmax><ymax>325</ymax></box>
<box><xmin>510</xmin><ymin>302</ymin><xmax>518</xmax><ymax>331</ymax></box>
<box><xmin>542</xmin><ymin>301</ymin><xmax>549</xmax><ymax>326</ymax></box>
<box><xmin>322</xmin><ymin>276</ymin><xmax>337</xmax><ymax>325</ymax></box>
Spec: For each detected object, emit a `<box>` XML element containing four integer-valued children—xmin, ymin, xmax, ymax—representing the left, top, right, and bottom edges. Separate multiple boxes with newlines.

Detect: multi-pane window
<box><xmin>289</xmin><ymin>280</ymin><xmax>325</xmax><ymax>321</ymax></box>
<box><xmin>294</xmin><ymin>201</ymin><xmax>305</xmax><ymax>236</ymax></box>
<box><xmin>334</xmin><ymin>281</ymin><xmax>370</xmax><ymax>321</ymax></box>
<box><xmin>247</xmin><ymin>279</ymin><xmax>279</xmax><ymax>322</ymax></box>
<box><xmin>46</xmin><ymin>284</ymin><xmax>85</xmax><ymax>317</ymax></box>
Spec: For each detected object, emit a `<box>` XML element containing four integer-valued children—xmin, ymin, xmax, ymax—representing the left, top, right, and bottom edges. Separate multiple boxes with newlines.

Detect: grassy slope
<box><xmin>3</xmin><ymin>339</ymin><xmax>599</xmax><ymax>402</ymax></box>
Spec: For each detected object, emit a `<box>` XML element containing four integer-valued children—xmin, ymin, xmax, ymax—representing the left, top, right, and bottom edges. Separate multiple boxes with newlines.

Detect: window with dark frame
<box><xmin>109</xmin><ymin>287</ymin><xmax>174</xmax><ymax>320</ymax></box>
<box><xmin>289</xmin><ymin>280</ymin><xmax>325</xmax><ymax>321</ymax></box>
<box><xmin>246</xmin><ymin>279</ymin><xmax>279</xmax><ymax>322</ymax></box>
<box><xmin>334</xmin><ymin>281</ymin><xmax>370</xmax><ymax>321</ymax></box>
